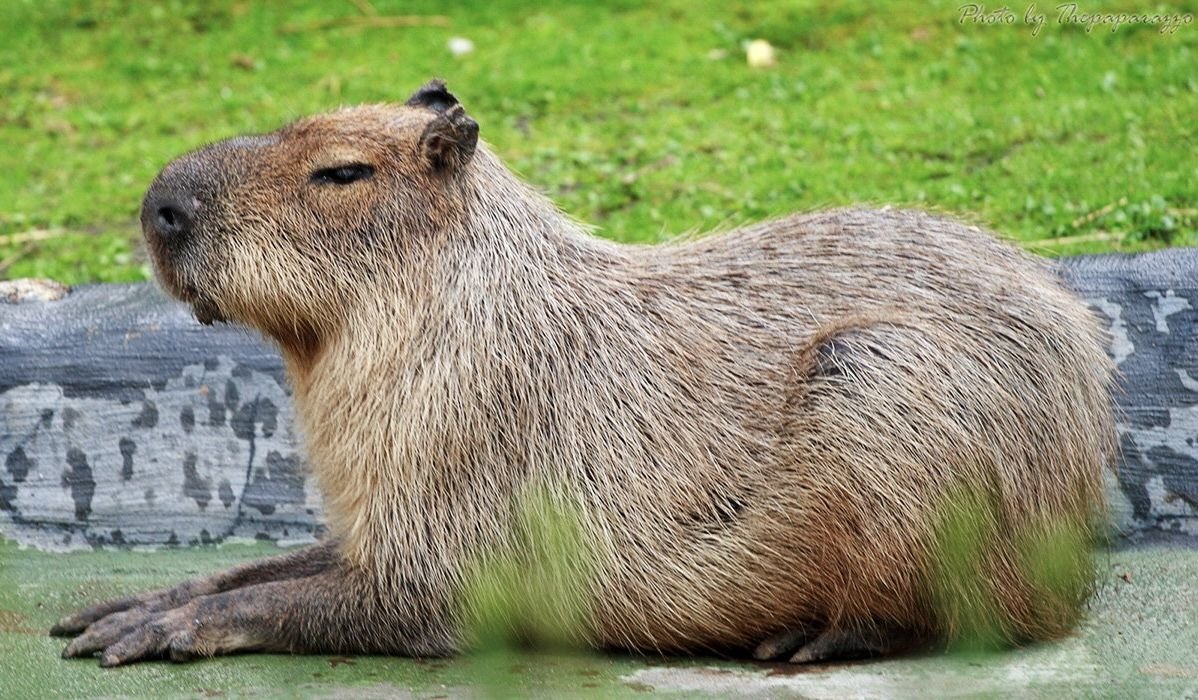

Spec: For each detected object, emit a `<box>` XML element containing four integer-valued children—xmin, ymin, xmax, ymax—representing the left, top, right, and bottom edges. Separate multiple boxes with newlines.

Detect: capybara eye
<box><xmin>310</xmin><ymin>164</ymin><xmax>374</xmax><ymax>186</ymax></box>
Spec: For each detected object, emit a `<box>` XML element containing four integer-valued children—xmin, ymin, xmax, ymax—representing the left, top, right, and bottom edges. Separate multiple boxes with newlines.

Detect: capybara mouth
<box><xmin>186</xmin><ymin>287</ymin><xmax>227</xmax><ymax>326</ymax></box>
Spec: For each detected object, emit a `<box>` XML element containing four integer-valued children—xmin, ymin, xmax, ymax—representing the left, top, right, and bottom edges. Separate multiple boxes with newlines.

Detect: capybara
<box><xmin>53</xmin><ymin>80</ymin><xmax>1114</xmax><ymax>666</ymax></box>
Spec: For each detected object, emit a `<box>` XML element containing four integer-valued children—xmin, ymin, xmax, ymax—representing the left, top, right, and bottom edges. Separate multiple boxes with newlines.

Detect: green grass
<box><xmin>1</xmin><ymin>0</ymin><xmax>1195</xmax><ymax>283</ymax></box>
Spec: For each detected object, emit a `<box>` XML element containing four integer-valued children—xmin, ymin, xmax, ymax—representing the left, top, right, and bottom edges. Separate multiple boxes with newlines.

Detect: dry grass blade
<box><xmin>1071</xmin><ymin>197</ymin><xmax>1128</xmax><ymax>229</ymax></box>
<box><xmin>1026</xmin><ymin>230</ymin><xmax>1124</xmax><ymax>249</ymax></box>
<box><xmin>279</xmin><ymin>14</ymin><xmax>450</xmax><ymax>34</ymax></box>
<box><xmin>348</xmin><ymin>0</ymin><xmax>379</xmax><ymax>17</ymax></box>
<box><xmin>0</xmin><ymin>241</ymin><xmax>38</xmax><ymax>276</ymax></box>
<box><xmin>0</xmin><ymin>228</ymin><xmax>67</xmax><ymax>246</ymax></box>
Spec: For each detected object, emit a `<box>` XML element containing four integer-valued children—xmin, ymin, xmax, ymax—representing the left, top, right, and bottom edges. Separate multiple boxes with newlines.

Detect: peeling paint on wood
<box><xmin>0</xmin><ymin>284</ymin><xmax>318</xmax><ymax>550</ymax></box>
<box><xmin>1055</xmin><ymin>249</ymin><xmax>1198</xmax><ymax>539</ymax></box>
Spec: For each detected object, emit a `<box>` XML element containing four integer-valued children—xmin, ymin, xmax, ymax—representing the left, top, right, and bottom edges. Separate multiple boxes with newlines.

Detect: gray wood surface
<box><xmin>2</xmin><ymin>249</ymin><xmax>1196</xmax><ymax>550</ymax></box>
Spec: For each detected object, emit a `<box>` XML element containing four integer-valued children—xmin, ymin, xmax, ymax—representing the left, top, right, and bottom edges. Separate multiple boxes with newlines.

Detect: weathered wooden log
<box><xmin>1055</xmin><ymin>249</ymin><xmax>1198</xmax><ymax>541</ymax></box>
<box><xmin>0</xmin><ymin>282</ymin><xmax>316</xmax><ymax>550</ymax></box>
<box><xmin>1</xmin><ymin>248</ymin><xmax>1196</xmax><ymax>550</ymax></box>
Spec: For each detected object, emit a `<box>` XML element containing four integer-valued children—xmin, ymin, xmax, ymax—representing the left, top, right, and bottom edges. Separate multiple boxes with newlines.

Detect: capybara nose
<box><xmin>155</xmin><ymin>202</ymin><xmax>189</xmax><ymax>237</ymax></box>
<box><xmin>142</xmin><ymin>187</ymin><xmax>196</xmax><ymax>245</ymax></box>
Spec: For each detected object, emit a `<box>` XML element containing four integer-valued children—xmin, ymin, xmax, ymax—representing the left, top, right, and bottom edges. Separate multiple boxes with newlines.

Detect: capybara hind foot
<box><xmin>753</xmin><ymin>626</ymin><xmax>814</xmax><ymax>660</ymax></box>
<box><xmin>755</xmin><ymin>624</ymin><xmax>915</xmax><ymax>664</ymax></box>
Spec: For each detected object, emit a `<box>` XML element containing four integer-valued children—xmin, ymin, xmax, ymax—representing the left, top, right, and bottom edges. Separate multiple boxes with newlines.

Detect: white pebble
<box><xmin>448</xmin><ymin>37</ymin><xmax>475</xmax><ymax>57</ymax></box>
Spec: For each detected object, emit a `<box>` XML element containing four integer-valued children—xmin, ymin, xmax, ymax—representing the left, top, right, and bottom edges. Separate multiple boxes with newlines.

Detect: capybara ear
<box><xmin>405</xmin><ymin>79</ymin><xmax>458</xmax><ymax>112</ymax></box>
<box><xmin>406</xmin><ymin>79</ymin><xmax>479</xmax><ymax>172</ymax></box>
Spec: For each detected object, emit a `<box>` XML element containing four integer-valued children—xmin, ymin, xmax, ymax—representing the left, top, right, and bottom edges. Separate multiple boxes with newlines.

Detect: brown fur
<box><xmin>55</xmin><ymin>80</ymin><xmax>1115</xmax><ymax>665</ymax></box>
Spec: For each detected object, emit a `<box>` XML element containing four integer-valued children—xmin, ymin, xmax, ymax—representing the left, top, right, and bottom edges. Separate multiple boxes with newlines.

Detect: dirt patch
<box><xmin>0</xmin><ymin>609</ymin><xmax>36</xmax><ymax>633</ymax></box>
<box><xmin>1139</xmin><ymin>663</ymin><xmax>1196</xmax><ymax>679</ymax></box>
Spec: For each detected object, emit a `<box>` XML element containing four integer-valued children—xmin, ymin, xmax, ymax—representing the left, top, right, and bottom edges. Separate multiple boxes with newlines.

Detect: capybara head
<box><xmin>140</xmin><ymin>80</ymin><xmax>479</xmax><ymax>344</ymax></box>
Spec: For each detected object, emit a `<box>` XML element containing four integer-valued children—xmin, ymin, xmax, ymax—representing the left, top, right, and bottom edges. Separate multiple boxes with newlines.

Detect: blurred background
<box><xmin>0</xmin><ymin>0</ymin><xmax>1194</xmax><ymax>283</ymax></box>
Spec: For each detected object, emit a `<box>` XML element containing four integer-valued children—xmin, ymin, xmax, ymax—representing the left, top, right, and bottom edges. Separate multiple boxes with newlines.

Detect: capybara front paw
<box><xmin>62</xmin><ymin>604</ymin><xmax>208</xmax><ymax>666</ymax></box>
<box><xmin>51</xmin><ymin>595</ymin><xmax>144</xmax><ymax>638</ymax></box>
<box><xmin>61</xmin><ymin>606</ymin><xmax>162</xmax><ymax>661</ymax></box>
<box><xmin>52</xmin><ymin>583</ymin><xmax>200</xmax><ymax>640</ymax></box>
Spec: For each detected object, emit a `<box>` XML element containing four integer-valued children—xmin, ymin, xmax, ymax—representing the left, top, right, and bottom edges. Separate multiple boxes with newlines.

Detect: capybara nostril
<box><xmin>151</xmin><ymin>199</ymin><xmax>193</xmax><ymax>241</ymax></box>
<box><xmin>156</xmin><ymin>204</ymin><xmax>185</xmax><ymax>235</ymax></box>
<box><xmin>141</xmin><ymin>184</ymin><xmax>198</xmax><ymax>246</ymax></box>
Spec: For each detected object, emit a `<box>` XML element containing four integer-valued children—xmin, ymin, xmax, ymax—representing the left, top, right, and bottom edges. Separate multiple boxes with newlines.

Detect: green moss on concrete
<box><xmin>0</xmin><ymin>539</ymin><xmax>655</xmax><ymax>699</ymax></box>
<box><xmin>1</xmin><ymin>538</ymin><xmax>1195</xmax><ymax>698</ymax></box>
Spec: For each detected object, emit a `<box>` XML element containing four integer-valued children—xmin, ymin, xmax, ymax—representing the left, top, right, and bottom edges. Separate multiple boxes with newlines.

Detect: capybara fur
<box><xmin>54</xmin><ymin>80</ymin><xmax>1115</xmax><ymax>666</ymax></box>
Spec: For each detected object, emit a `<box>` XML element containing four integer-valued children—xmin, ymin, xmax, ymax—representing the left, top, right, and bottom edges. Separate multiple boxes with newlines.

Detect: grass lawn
<box><xmin>0</xmin><ymin>0</ymin><xmax>1195</xmax><ymax>283</ymax></box>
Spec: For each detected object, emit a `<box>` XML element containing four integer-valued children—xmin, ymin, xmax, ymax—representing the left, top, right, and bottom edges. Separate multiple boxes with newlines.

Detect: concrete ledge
<box><xmin>2</xmin><ymin>526</ymin><xmax>1196</xmax><ymax>696</ymax></box>
<box><xmin>1</xmin><ymin>248</ymin><xmax>1196</xmax><ymax>550</ymax></box>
